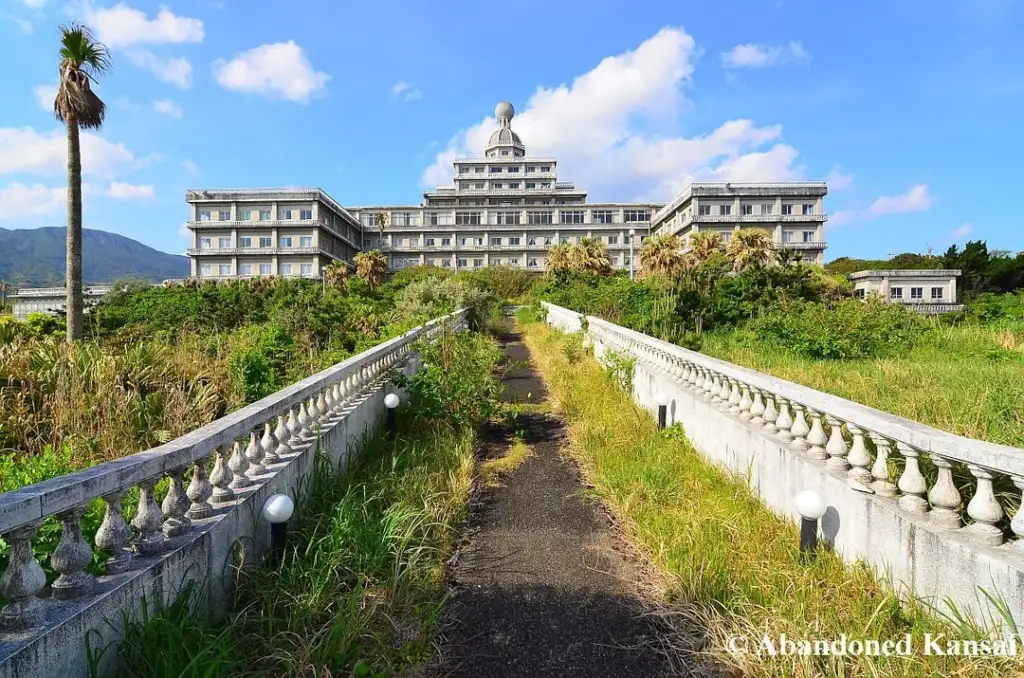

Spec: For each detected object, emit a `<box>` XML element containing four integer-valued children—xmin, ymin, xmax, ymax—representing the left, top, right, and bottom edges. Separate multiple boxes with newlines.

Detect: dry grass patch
<box><xmin>480</xmin><ymin>439</ymin><xmax>533</xmax><ymax>487</ymax></box>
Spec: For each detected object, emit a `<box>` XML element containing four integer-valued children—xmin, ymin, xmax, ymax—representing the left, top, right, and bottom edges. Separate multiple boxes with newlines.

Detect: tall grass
<box><xmin>521</xmin><ymin>320</ymin><xmax>1021</xmax><ymax>677</ymax></box>
<box><xmin>702</xmin><ymin>322</ymin><xmax>1024</xmax><ymax>447</ymax></box>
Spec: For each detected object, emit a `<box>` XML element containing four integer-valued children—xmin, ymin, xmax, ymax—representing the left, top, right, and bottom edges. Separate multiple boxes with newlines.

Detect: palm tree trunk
<box><xmin>66</xmin><ymin>116</ymin><xmax>84</xmax><ymax>342</ymax></box>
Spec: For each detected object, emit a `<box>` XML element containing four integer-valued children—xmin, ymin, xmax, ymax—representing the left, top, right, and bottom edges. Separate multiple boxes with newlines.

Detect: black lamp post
<box><xmin>795</xmin><ymin>490</ymin><xmax>826</xmax><ymax>565</ymax></box>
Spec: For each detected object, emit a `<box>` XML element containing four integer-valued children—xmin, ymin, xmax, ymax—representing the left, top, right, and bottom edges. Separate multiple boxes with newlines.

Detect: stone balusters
<box><xmin>805</xmin><ymin>410</ymin><xmax>828</xmax><ymax>461</ymax></box>
<box><xmin>50</xmin><ymin>506</ymin><xmax>95</xmax><ymax>599</ymax></box>
<box><xmin>0</xmin><ymin>521</ymin><xmax>47</xmax><ymax>630</ymax></box>
<box><xmin>738</xmin><ymin>385</ymin><xmax>753</xmax><ymax>421</ymax></box>
<box><xmin>287</xmin><ymin>406</ymin><xmax>301</xmax><ymax>443</ymax></box>
<box><xmin>210</xmin><ymin>446</ymin><xmax>235</xmax><ymax>503</ymax></box>
<box><xmin>262</xmin><ymin>422</ymin><xmax>282</xmax><ymax>465</ymax></box>
<box><xmin>161</xmin><ymin>467</ymin><xmax>192</xmax><ymax>537</ymax></box>
<box><xmin>96</xmin><ymin>491</ymin><xmax>133</xmax><ymax>573</ymax></box>
<box><xmin>132</xmin><ymin>478</ymin><xmax>166</xmax><ymax>556</ymax></box>
<box><xmin>275</xmin><ymin>415</ymin><xmax>293</xmax><ymax>458</ymax></box>
<box><xmin>186</xmin><ymin>457</ymin><xmax>214</xmax><ymax>520</ymax></box>
<box><xmin>706</xmin><ymin>373</ymin><xmax>720</xmax><ymax>403</ymax></box>
<box><xmin>965</xmin><ymin>465</ymin><xmax>1004</xmax><ymax>545</ymax></box>
<box><xmin>692</xmin><ymin>367</ymin><xmax>704</xmax><ymax>393</ymax></box>
<box><xmin>1011</xmin><ymin>477</ymin><xmax>1024</xmax><ymax>550</ymax></box>
<box><xmin>775</xmin><ymin>399</ymin><xmax>794</xmax><ymax>443</ymax></box>
<box><xmin>727</xmin><ymin>380</ymin><xmax>741</xmax><ymax>415</ymax></box>
<box><xmin>927</xmin><ymin>454</ymin><xmax>962</xmax><ymax>529</ymax></box>
<box><xmin>845</xmin><ymin>424</ymin><xmax>872</xmax><ymax>487</ymax></box>
<box><xmin>297</xmin><ymin>401</ymin><xmax>312</xmax><ymax>439</ymax></box>
<box><xmin>245</xmin><ymin>430</ymin><xmax>267</xmax><ymax>477</ymax></box>
<box><xmin>762</xmin><ymin>394</ymin><xmax>779</xmax><ymax>433</ymax></box>
<box><xmin>869</xmin><ymin>435</ymin><xmax>898</xmax><ymax>497</ymax></box>
<box><xmin>749</xmin><ymin>389</ymin><xmax>766</xmax><ymax>426</ymax></box>
<box><xmin>822</xmin><ymin>416</ymin><xmax>848</xmax><ymax>469</ymax></box>
<box><xmin>228</xmin><ymin>441</ymin><xmax>253</xmax><ymax>491</ymax></box>
<box><xmin>789</xmin><ymin>404</ymin><xmax>810</xmax><ymax>453</ymax></box>
<box><xmin>896</xmin><ymin>442</ymin><xmax>929</xmax><ymax>514</ymax></box>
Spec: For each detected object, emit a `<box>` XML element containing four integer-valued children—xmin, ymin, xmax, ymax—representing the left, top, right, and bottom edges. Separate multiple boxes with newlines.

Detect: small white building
<box><xmin>10</xmin><ymin>286</ymin><xmax>113</xmax><ymax>320</ymax></box>
<box><xmin>848</xmin><ymin>269</ymin><xmax>963</xmax><ymax>314</ymax></box>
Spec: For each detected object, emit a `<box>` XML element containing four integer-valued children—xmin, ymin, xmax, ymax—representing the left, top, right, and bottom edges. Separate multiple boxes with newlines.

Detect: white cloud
<box><xmin>153</xmin><ymin>99</ymin><xmax>183</xmax><ymax>118</ymax></box>
<box><xmin>952</xmin><ymin>222</ymin><xmax>973</xmax><ymax>239</ymax></box>
<box><xmin>181</xmin><ymin>159</ymin><xmax>199</xmax><ymax>173</ymax></box>
<box><xmin>126</xmin><ymin>51</ymin><xmax>192</xmax><ymax>88</ymax></box>
<box><xmin>2</xmin><ymin>14</ymin><xmax>33</xmax><ymax>33</ymax></box>
<box><xmin>826</xmin><ymin>167</ymin><xmax>853</xmax><ymax>191</ymax></box>
<box><xmin>391</xmin><ymin>81</ymin><xmax>423</xmax><ymax>102</ymax></box>
<box><xmin>107</xmin><ymin>181</ymin><xmax>154</xmax><ymax>199</ymax></box>
<box><xmin>177</xmin><ymin>221</ymin><xmax>192</xmax><ymax>242</ymax></box>
<box><xmin>21</xmin><ymin>0</ymin><xmax>47</xmax><ymax>7</ymax></box>
<box><xmin>32</xmin><ymin>83</ymin><xmax>57</xmax><ymax>111</ymax></box>
<box><xmin>0</xmin><ymin>183</ymin><xmax>66</xmax><ymax>221</ymax></box>
<box><xmin>0</xmin><ymin>127</ymin><xmax>135</xmax><ymax>178</ymax></box>
<box><xmin>721</xmin><ymin>41</ymin><xmax>811</xmax><ymax>68</ymax></box>
<box><xmin>422</xmin><ymin>27</ymin><xmax>806</xmax><ymax>202</ymax></box>
<box><xmin>865</xmin><ymin>184</ymin><xmax>931</xmax><ymax>216</ymax></box>
<box><xmin>212</xmin><ymin>41</ymin><xmax>328</xmax><ymax>103</ymax></box>
<box><xmin>84</xmin><ymin>3</ymin><xmax>204</xmax><ymax>48</ymax></box>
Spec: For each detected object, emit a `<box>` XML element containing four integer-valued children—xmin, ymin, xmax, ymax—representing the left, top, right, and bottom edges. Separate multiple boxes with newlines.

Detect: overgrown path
<box><xmin>428</xmin><ymin>320</ymin><xmax>678</xmax><ymax>677</ymax></box>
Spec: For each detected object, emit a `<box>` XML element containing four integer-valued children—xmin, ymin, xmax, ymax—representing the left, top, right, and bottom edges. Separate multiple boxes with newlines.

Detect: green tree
<box><xmin>54</xmin><ymin>23</ymin><xmax>111</xmax><ymax>342</ymax></box>
<box><xmin>546</xmin><ymin>242</ymin><xmax>573</xmax><ymax>276</ymax></box>
<box><xmin>638</xmin><ymin>233</ymin><xmax>685</xmax><ymax>279</ymax></box>
<box><xmin>354</xmin><ymin>250</ymin><xmax>388</xmax><ymax>291</ymax></box>
<box><xmin>569</xmin><ymin>236</ymin><xmax>612</xmax><ymax>275</ymax></box>
<box><xmin>726</xmin><ymin>228</ymin><xmax>775</xmax><ymax>272</ymax></box>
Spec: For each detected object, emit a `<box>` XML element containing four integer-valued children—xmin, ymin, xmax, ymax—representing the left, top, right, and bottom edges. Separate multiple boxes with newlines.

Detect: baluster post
<box><xmin>96</xmin><ymin>491</ymin><xmax>133</xmax><ymax>573</ymax></box>
<box><xmin>762</xmin><ymin>393</ymin><xmax>778</xmax><ymax>433</ymax></box>
<box><xmin>965</xmin><ymin>465</ymin><xmax>1004</xmax><ymax>546</ymax></box>
<box><xmin>775</xmin><ymin>399</ymin><xmax>794</xmax><ymax>442</ymax></box>
<box><xmin>844</xmin><ymin>424</ymin><xmax>871</xmax><ymax>487</ymax></box>
<box><xmin>727</xmin><ymin>380</ymin><xmax>742</xmax><ymax>415</ymax></box>
<box><xmin>869</xmin><ymin>435</ymin><xmax>898</xmax><ymax>497</ymax></box>
<box><xmin>896</xmin><ymin>442</ymin><xmax>929</xmax><ymax>514</ymax></box>
<box><xmin>161</xmin><ymin>467</ymin><xmax>191</xmax><ymax>537</ymax></box>
<box><xmin>210</xmin><ymin>446</ymin><xmax>235</xmax><ymax>503</ymax></box>
<box><xmin>738</xmin><ymin>385</ymin><xmax>753</xmax><ymax>421</ymax></box>
<box><xmin>928</xmin><ymin>455</ymin><xmax>962</xmax><ymax>530</ymax></box>
<box><xmin>806</xmin><ymin>410</ymin><xmax>828</xmax><ymax>461</ymax></box>
<box><xmin>133</xmin><ymin>478</ymin><xmax>166</xmax><ymax>555</ymax></box>
<box><xmin>228</xmin><ymin>441</ymin><xmax>253</xmax><ymax>491</ymax></box>
<box><xmin>245</xmin><ymin>430</ymin><xmax>267</xmax><ymax>477</ymax></box>
<box><xmin>261</xmin><ymin>422</ymin><xmax>281</xmax><ymax>465</ymax></box>
<box><xmin>0</xmin><ymin>521</ymin><xmax>47</xmax><ymax>630</ymax></box>
<box><xmin>50</xmin><ymin>506</ymin><xmax>96</xmax><ymax>599</ymax></box>
<box><xmin>1011</xmin><ymin>476</ymin><xmax>1024</xmax><ymax>551</ymax></box>
<box><xmin>275</xmin><ymin>414</ymin><xmax>293</xmax><ymax>457</ymax></box>
<box><xmin>749</xmin><ymin>388</ymin><xmax>765</xmax><ymax>425</ymax></box>
<box><xmin>186</xmin><ymin>457</ymin><xmax>214</xmax><ymax>520</ymax></box>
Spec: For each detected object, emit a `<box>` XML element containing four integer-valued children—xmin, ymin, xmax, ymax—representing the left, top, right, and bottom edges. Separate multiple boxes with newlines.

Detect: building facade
<box><xmin>10</xmin><ymin>286</ymin><xmax>112</xmax><ymax>320</ymax></box>
<box><xmin>184</xmin><ymin>188</ymin><xmax>363</xmax><ymax>279</ymax></box>
<box><xmin>650</xmin><ymin>182</ymin><xmax>829</xmax><ymax>264</ymax></box>
<box><xmin>349</xmin><ymin>101</ymin><xmax>660</xmax><ymax>272</ymax></box>
<box><xmin>849</xmin><ymin>269</ymin><xmax>963</xmax><ymax>314</ymax></box>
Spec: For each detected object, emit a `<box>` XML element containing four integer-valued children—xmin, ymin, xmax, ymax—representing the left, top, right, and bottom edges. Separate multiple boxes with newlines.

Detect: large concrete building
<box><xmin>650</xmin><ymin>182</ymin><xmax>829</xmax><ymax>264</ymax></box>
<box><xmin>184</xmin><ymin>101</ymin><xmax>831</xmax><ymax>278</ymax></box>
<box><xmin>850</xmin><ymin>269</ymin><xmax>963</xmax><ymax>314</ymax></box>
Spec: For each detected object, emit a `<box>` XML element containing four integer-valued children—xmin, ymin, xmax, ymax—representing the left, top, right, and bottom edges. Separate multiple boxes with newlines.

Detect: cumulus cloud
<box><xmin>0</xmin><ymin>183</ymin><xmax>66</xmax><ymax>220</ymax></box>
<box><xmin>212</xmin><ymin>41</ymin><xmax>328</xmax><ymax>103</ymax></box>
<box><xmin>826</xmin><ymin>167</ymin><xmax>853</xmax><ymax>191</ymax></box>
<box><xmin>107</xmin><ymin>181</ymin><xmax>154</xmax><ymax>199</ymax></box>
<box><xmin>952</xmin><ymin>222</ymin><xmax>973</xmax><ymax>239</ymax></box>
<box><xmin>84</xmin><ymin>3</ymin><xmax>204</xmax><ymax>48</ymax></box>
<box><xmin>827</xmin><ymin>185</ymin><xmax>932</xmax><ymax>228</ymax></box>
<box><xmin>0</xmin><ymin>127</ymin><xmax>135</xmax><ymax>177</ymax></box>
<box><xmin>22</xmin><ymin>0</ymin><xmax>47</xmax><ymax>7</ymax></box>
<box><xmin>153</xmin><ymin>99</ymin><xmax>183</xmax><ymax>118</ymax></box>
<box><xmin>391</xmin><ymin>81</ymin><xmax>423</xmax><ymax>102</ymax></box>
<box><xmin>32</xmin><ymin>83</ymin><xmax>57</xmax><ymax>111</ymax></box>
<box><xmin>126</xmin><ymin>51</ymin><xmax>192</xmax><ymax>88</ymax></box>
<box><xmin>422</xmin><ymin>27</ymin><xmax>806</xmax><ymax>202</ymax></box>
<box><xmin>721</xmin><ymin>41</ymin><xmax>811</xmax><ymax>68</ymax></box>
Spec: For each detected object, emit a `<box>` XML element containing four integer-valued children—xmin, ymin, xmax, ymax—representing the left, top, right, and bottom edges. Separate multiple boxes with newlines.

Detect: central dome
<box><xmin>495</xmin><ymin>101</ymin><xmax>515</xmax><ymax>120</ymax></box>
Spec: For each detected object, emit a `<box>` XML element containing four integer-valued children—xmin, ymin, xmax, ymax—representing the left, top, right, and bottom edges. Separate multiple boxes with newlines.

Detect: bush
<box><xmin>561</xmin><ymin>332</ymin><xmax>587</xmax><ymax>364</ymax></box>
<box><xmin>750</xmin><ymin>298</ymin><xmax>928</xmax><ymax>359</ymax></box>
<box><xmin>228</xmin><ymin>323</ymin><xmax>296</xmax><ymax>402</ymax></box>
<box><xmin>24</xmin><ymin>312</ymin><xmax>62</xmax><ymax>338</ymax></box>
<box><xmin>461</xmin><ymin>267</ymin><xmax>539</xmax><ymax>302</ymax></box>
<box><xmin>396</xmin><ymin>277</ymin><xmax>494</xmax><ymax>329</ymax></box>
<box><xmin>514</xmin><ymin>304</ymin><xmax>546</xmax><ymax>325</ymax></box>
<box><xmin>0</xmin><ymin>316</ymin><xmax>25</xmax><ymax>345</ymax></box>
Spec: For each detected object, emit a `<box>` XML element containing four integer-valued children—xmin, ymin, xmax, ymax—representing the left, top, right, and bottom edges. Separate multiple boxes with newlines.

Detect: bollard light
<box><xmin>655</xmin><ymin>390</ymin><xmax>671</xmax><ymax>429</ymax></box>
<box><xmin>384</xmin><ymin>392</ymin><xmax>400</xmax><ymax>441</ymax></box>
<box><xmin>262</xmin><ymin>493</ymin><xmax>294</xmax><ymax>564</ymax></box>
<box><xmin>794</xmin><ymin>490</ymin><xmax>826</xmax><ymax>564</ymax></box>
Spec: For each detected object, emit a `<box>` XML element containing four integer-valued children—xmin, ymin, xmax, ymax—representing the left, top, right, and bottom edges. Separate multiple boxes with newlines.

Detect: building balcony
<box><xmin>188</xmin><ymin>247</ymin><xmax>324</xmax><ymax>256</ymax></box>
<box><xmin>427</xmin><ymin>187</ymin><xmax>586</xmax><ymax>197</ymax></box>
<box><xmin>690</xmin><ymin>182</ymin><xmax>828</xmax><ymax>197</ymax></box>
<box><xmin>693</xmin><ymin>213</ymin><xmax>828</xmax><ymax>224</ymax></box>
<box><xmin>778</xmin><ymin>241</ymin><xmax>828</xmax><ymax>250</ymax></box>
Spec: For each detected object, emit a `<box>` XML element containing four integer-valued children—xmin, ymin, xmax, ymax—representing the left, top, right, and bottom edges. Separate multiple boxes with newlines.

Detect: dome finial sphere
<box><xmin>495</xmin><ymin>101</ymin><xmax>515</xmax><ymax>120</ymax></box>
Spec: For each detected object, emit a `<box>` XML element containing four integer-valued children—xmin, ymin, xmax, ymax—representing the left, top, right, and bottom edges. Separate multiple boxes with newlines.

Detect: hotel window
<box><xmin>300</xmin><ymin>209</ymin><xmax>312</xmax><ymax>220</ymax></box>
<box><xmin>509</xmin><ymin>259</ymin><xmax>520</xmax><ymax>268</ymax></box>
<box><xmin>527</xmin><ymin>236</ymin><xmax>537</xmax><ymax>245</ymax></box>
<box><xmin>931</xmin><ymin>287</ymin><xmax>944</xmax><ymax>299</ymax></box>
<box><xmin>508</xmin><ymin>182</ymin><xmax>520</xmax><ymax>189</ymax></box>
<box><xmin>741</xmin><ymin>205</ymin><xmax>753</xmax><ymax>216</ymax></box>
<box><xmin>393</xmin><ymin>237</ymin><xmax>404</xmax><ymax>247</ymax></box>
<box><xmin>425</xmin><ymin>237</ymin><xmax>435</xmax><ymax>246</ymax></box>
<box><xmin>492</xmin><ymin>258</ymin><xmax>502</xmax><ymax>266</ymax></box>
<box><xmin>259</xmin><ymin>263</ymin><xmax>272</xmax><ymax>275</ymax></box>
<box><xmin>559</xmin><ymin>236</ymin><xmax>569</xmax><ymax>244</ymax></box>
<box><xmin>456</xmin><ymin>212</ymin><xmax>481</xmax><ymax>225</ymax></box>
<box><xmin>239</xmin><ymin>263</ymin><xmax>253</xmax><ymax>275</ymax></box>
<box><xmin>890</xmin><ymin>287</ymin><xmax>903</xmax><ymax>299</ymax></box>
<box><xmin>198</xmin><ymin>237</ymin><xmax>212</xmax><ymax>249</ymax></box>
<box><xmin>473</xmin><ymin>258</ymin><xmax>483</xmax><ymax>267</ymax></box>
<box><xmin>721</xmin><ymin>231</ymin><xmax>732</xmax><ymax>243</ymax></box>
<box><xmin>509</xmin><ymin>236</ymin><xmax>520</xmax><ymax>245</ymax></box>
<box><xmin>540</xmin><ymin>166</ymin><xmax>550</xmax><ymax>172</ymax></box>
<box><xmin>259</xmin><ymin>210</ymin><xmax>271</xmax><ymax>220</ymax></box>
<box><xmin>441</xmin><ymin>237</ymin><xmax>451</xmax><ymax>246</ymax></box>
<box><xmin>200</xmin><ymin>264</ymin><xmax>212</xmax><ymax>276</ymax></box>
<box><xmin>698</xmin><ymin>205</ymin><xmax>711</xmax><ymax>216</ymax></box>
<box><xmin>259</xmin><ymin>236</ymin><xmax>272</xmax><ymax>248</ymax></box>
<box><xmin>300</xmin><ymin>263</ymin><xmax>313</xmax><ymax>277</ymax></box>
<box><xmin>525</xmin><ymin>182</ymin><xmax>536</xmax><ymax>189</ymax></box>
<box><xmin>782</xmin><ymin>231</ymin><xmax>793</xmax><ymax>243</ymax></box>
<box><xmin>610</xmin><ymin>255</ymin><xmax>618</xmax><ymax>266</ymax></box>
<box><xmin>762</xmin><ymin>204</ymin><xmax>774</xmax><ymax>215</ymax></box>
<box><xmin>782</xmin><ymin>204</ymin><xmax>794</xmax><ymax>215</ymax></box>
<box><xmin>473</xmin><ymin>167</ymin><xmax>484</xmax><ymax>173</ymax></box>
<box><xmin>490</xmin><ymin>166</ymin><xmax>502</xmax><ymax>173</ymax></box>
<box><xmin>279</xmin><ymin>209</ymin><xmax>293</xmax><ymax>220</ymax></box>
<box><xmin>527</xmin><ymin>257</ymin><xmax>538</xmax><ymax>268</ymax></box>
<box><xmin>802</xmin><ymin>204</ymin><xmax>815</xmax><ymax>215</ymax></box>
<box><xmin>493</xmin><ymin>211</ymin><xmax>518</xmax><ymax>225</ymax></box>
<box><xmin>592</xmin><ymin>210</ymin><xmax>614</xmax><ymax>224</ymax></box>
<box><xmin>607</xmin><ymin>235</ymin><xmax>618</xmax><ymax>244</ymax></box>
<box><xmin>560</xmin><ymin>210</ymin><xmax>585</xmax><ymax>224</ymax></box>
<box><xmin>218</xmin><ymin>264</ymin><xmax>231</xmax><ymax>276</ymax></box>
<box><xmin>425</xmin><ymin>258</ymin><xmax>436</xmax><ymax>267</ymax></box>
<box><xmin>300</xmin><ymin>236</ymin><xmax>313</xmax><ymax>248</ymax></box>
<box><xmin>855</xmin><ymin>289</ymin><xmax>865</xmax><ymax>299</ymax></box>
<box><xmin>911</xmin><ymin>287</ymin><xmax>923</xmax><ymax>300</ymax></box>
<box><xmin>198</xmin><ymin>210</ymin><xmax>211</xmax><ymax>221</ymax></box>
<box><xmin>624</xmin><ymin>209</ymin><xmax>650</xmax><ymax>222</ymax></box>
<box><xmin>280</xmin><ymin>263</ymin><xmax>293</xmax><ymax>275</ymax></box>
<box><xmin>442</xmin><ymin>259</ymin><xmax>451</xmax><ymax>268</ymax></box>
<box><xmin>218</xmin><ymin>237</ymin><xmax>232</xmax><ymax>249</ymax></box>
<box><xmin>507</xmin><ymin>166</ymin><xmax>520</xmax><ymax>173</ymax></box>
<box><xmin>491</xmin><ymin>237</ymin><xmax>502</xmax><ymax>246</ymax></box>
<box><xmin>491</xmin><ymin>183</ymin><xmax>502</xmax><ymax>190</ymax></box>
<box><xmin>719</xmin><ymin>205</ymin><xmax>732</xmax><ymax>216</ymax></box>
<box><xmin>802</xmin><ymin>231</ymin><xmax>815</xmax><ymax>243</ymax></box>
<box><xmin>457</xmin><ymin>258</ymin><xmax>468</xmax><ymax>267</ymax></box>
<box><xmin>526</xmin><ymin>166</ymin><xmax>535</xmax><ymax>173</ymax></box>
<box><xmin>529</xmin><ymin>211</ymin><xmax>553</xmax><ymax>225</ymax></box>
<box><xmin>279</xmin><ymin>236</ymin><xmax>293</xmax><ymax>247</ymax></box>
<box><xmin>239</xmin><ymin>236</ymin><xmax>252</xmax><ymax>248</ymax></box>
<box><xmin>238</xmin><ymin>210</ymin><xmax>252</xmax><ymax>221</ymax></box>
<box><xmin>501</xmin><ymin>150</ymin><xmax>509</xmax><ymax>156</ymax></box>
<box><xmin>474</xmin><ymin>183</ymin><xmax>485</xmax><ymax>189</ymax></box>
<box><xmin>427</xmin><ymin>212</ymin><xmax>454</xmax><ymax>226</ymax></box>
<box><xmin>544</xmin><ymin>237</ymin><xmax>553</xmax><ymax>245</ymax></box>
<box><xmin>218</xmin><ymin>210</ymin><xmax>231</xmax><ymax>221</ymax></box>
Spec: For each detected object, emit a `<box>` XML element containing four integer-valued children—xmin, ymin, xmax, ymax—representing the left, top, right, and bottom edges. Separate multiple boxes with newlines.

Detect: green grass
<box><xmin>702</xmin><ymin>323</ymin><xmax>1024</xmax><ymax>447</ymax></box>
<box><xmin>522</xmin><ymin>320</ymin><xmax>1022</xmax><ymax>678</ymax></box>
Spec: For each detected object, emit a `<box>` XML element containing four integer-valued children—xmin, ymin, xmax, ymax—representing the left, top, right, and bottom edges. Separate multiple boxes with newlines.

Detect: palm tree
<box><xmin>638</xmin><ymin>233</ymin><xmax>685</xmax><ymax>279</ymax></box>
<box><xmin>685</xmin><ymin>231</ymin><xmax>724</xmax><ymax>268</ymax></box>
<box><xmin>54</xmin><ymin>23</ymin><xmax>111</xmax><ymax>342</ymax></box>
<box><xmin>354</xmin><ymin>250</ymin><xmax>388</xmax><ymax>291</ymax></box>
<box><xmin>546</xmin><ymin>242</ymin><xmax>573</xmax><ymax>276</ymax></box>
<box><xmin>570</xmin><ymin>236</ymin><xmax>612</xmax><ymax>275</ymax></box>
<box><xmin>726</xmin><ymin>228</ymin><xmax>775</xmax><ymax>272</ymax></box>
<box><xmin>375</xmin><ymin>212</ymin><xmax>389</xmax><ymax>249</ymax></box>
<box><xmin>323</xmin><ymin>260</ymin><xmax>349</xmax><ymax>288</ymax></box>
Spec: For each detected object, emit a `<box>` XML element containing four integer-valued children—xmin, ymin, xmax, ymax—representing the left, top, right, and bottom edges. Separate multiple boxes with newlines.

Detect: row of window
<box><xmin>362</xmin><ymin>210</ymin><xmax>651</xmax><ymax>227</ymax></box>
<box><xmin>196</xmin><ymin>209</ymin><xmax>313</xmax><ymax>222</ymax></box>
<box><xmin>708</xmin><ymin>231</ymin><xmax>818</xmax><ymax>244</ymax></box>
<box><xmin>460</xmin><ymin>165</ymin><xmax>552</xmax><ymax>174</ymax></box>
<box><xmin>853</xmin><ymin>287</ymin><xmax>946</xmax><ymax>300</ymax></box>
<box><xmin>393</xmin><ymin>254</ymin><xmax>634</xmax><ymax>270</ymax></box>
<box><xmin>383</xmin><ymin>234</ymin><xmax>647</xmax><ymax>247</ymax></box>
<box><xmin>459</xmin><ymin>182</ymin><xmax>554</xmax><ymax>190</ymax></box>
<box><xmin>697</xmin><ymin>203</ymin><xmax>816</xmax><ymax>217</ymax></box>
<box><xmin>197</xmin><ymin>236</ymin><xmax>314</xmax><ymax>249</ymax></box>
<box><xmin>198</xmin><ymin>263</ymin><xmax>316</xmax><ymax>276</ymax></box>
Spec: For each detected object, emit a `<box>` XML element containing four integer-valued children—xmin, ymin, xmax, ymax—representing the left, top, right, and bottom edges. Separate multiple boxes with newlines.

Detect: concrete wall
<box><xmin>0</xmin><ymin>374</ymin><xmax>406</xmax><ymax>678</ymax></box>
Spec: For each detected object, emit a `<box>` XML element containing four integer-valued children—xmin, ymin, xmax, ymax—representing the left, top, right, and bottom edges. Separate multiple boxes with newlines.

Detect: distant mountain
<box><xmin>0</xmin><ymin>226</ymin><xmax>190</xmax><ymax>287</ymax></box>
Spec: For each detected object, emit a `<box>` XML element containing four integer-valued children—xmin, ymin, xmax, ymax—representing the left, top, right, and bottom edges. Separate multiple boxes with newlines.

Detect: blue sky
<box><xmin>2</xmin><ymin>0</ymin><xmax>1022</xmax><ymax>260</ymax></box>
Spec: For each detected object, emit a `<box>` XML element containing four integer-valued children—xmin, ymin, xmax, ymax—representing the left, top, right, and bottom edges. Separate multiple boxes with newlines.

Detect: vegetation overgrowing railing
<box><xmin>0</xmin><ymin>310</ymin><xmax>467</xmax><ymax>634</ymax></box>
<box><xmin>543</xmin><ymin>302</ymin><xmax>1024</xmax><ymax>549</ymax></box>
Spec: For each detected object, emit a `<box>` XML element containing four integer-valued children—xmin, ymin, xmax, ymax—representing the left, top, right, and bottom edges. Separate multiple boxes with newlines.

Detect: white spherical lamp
<box><xmin>384</xmin><ymin>393</ymin><xmax>400</xmax><ymax>409</ymax></box>
<box><xmin>794</xmin><ymin>489</ymin><xmax>826</xmax><ymax>564</ymax></box>
<box><xmin>654</xmin><ymin>390</ymin><xmax>671</xmax><ymax>407</ymax></box>
<box><xmin>262</xmin><ymin>493</ymin><xmax>294</xmax><ymax>524</ymax></box>
<box><xmin>795</xmin><ymin>490</ymin><xmax>826</xmax><ymax>520</ymax></box>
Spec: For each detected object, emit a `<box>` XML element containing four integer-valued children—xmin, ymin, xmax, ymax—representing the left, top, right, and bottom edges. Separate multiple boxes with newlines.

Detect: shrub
<box><xmin>24</xmin><ymin>312</ymin><xmax>62</xmax><ymax>337</ymax></box>
<box><xmin>514</xmin><ymin>304</ymin><xmax>546</xmax><ymax>325</ymax></box>
<box><xmin>0</xmin><ymin>316</ymin><xmax>25</xmax><ymax>345</ymax></box>
<box><xmin>561</xmin><ymin>332</ymin><xmax>586</xmax><ymax>364</ymax></box>
<box><xmin>228</xmin><ymin>324</ymin><xmax>296</xmax><ymax>402</ymax></box>
<box><xmin>750</xmin><ymin>298</ymin><xmax>928</xmax><ymax>359</ymax></box>
<box><xmin>396</xmin><ymin>277</ymin><xmax>494</xmax><ymax>329</ymax></box>
<box><xmin>461</xmin><ymin>267</ymin><xmax>539</xmax><ymax>302</ymax></box>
